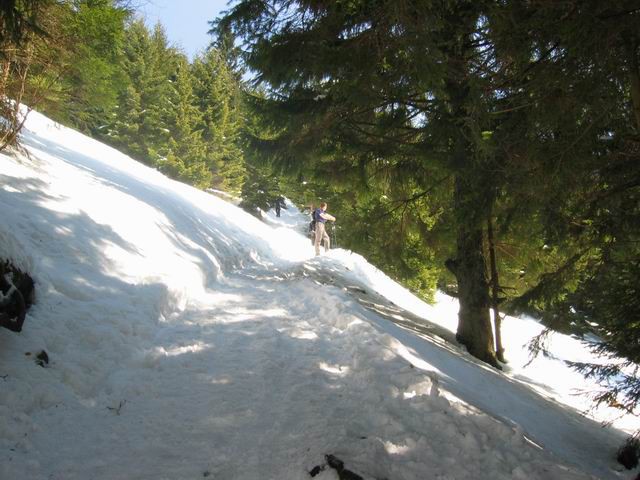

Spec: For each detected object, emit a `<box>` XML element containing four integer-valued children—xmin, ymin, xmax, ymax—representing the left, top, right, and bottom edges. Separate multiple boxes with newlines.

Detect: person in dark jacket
<box><xmin>274</xmin><ymin>196</ymin><xmax>284</xmax><ymax>217</ymax></box>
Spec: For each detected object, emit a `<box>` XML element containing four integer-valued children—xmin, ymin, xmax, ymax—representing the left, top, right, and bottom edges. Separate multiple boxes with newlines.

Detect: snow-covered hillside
<box><xmin>0</xmin><ymin>110</ymin><xmax>636</xmax><ymax>479</ymax></box>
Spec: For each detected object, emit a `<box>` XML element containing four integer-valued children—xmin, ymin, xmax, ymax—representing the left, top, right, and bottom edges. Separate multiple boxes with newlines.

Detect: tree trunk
<box><xmin>448</xmin><ymin>175</ymin><xmax>500</xmax><ymax>369</ymax></box>
<box><xmin>440</xmin><ymin>4</ymin><xmax>498</xmax><ymax>368</ymax></box>
<box><xmin>624</xmin><ymin>35</ymin><xmax>640</xmax><ymax>133</ymax></box>
<box><xmin>487</xmin><ymin>214</ymin><xmax>506</xmax><ymax>363</ymax></box>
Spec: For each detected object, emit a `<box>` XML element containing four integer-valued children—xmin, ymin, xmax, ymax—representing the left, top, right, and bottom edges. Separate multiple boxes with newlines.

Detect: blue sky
<box><xmin>137</xmin><ymin>0</ymin><xmax>231</xmax><ymax>59</ymax></box>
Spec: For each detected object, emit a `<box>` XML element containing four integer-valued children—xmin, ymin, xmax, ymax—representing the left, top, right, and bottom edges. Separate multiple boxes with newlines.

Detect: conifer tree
<box><xmin>493</xmin><ymin>1</ymin><xmax>640</xmax><ymax>415</ymax></box>
<box><xmin>191</xmin><ymin>48</ymin><xmax>246</xmax><ymax>194</ymax></box>
<box><xmin>52</xmin><ymin>0</ymin><xmax>130</xmax><ymax>132</ymax></box>
<box><xmin>239</xmin><ymin>162</ymin><xmax>283</xmax><ymax>217</ymax></box>
<box><xmin>2</xmin><ymin>0</ymin><xmax>129</xmax><ymax>148</ymax></box>
<box><xmin>108</xmin><ymin>20</ymin><xmax>178</xmax><ymax>165</ymax></box>
<box><xmin>107</xmin><ymin>19</ymin><xmax>152</xmax><ymax>160</ymax></box>
<box><xmin>158</xmin><ymin>57</ymin><xmax>212</xmax><ymax>188</ymax></box>
<box><xmin>218</xmin><ymin>0</ymin><xmax>502</xmax><ymax>365</ymax></box>
<box><xmin>0</xmin><ymin>0</ymin><xmax>50</xmax><ymax>47</ymax></box>
<box><xmin>219</xmin><ymin>0</ymin><xmax>640</xmax><ymax>372</ymax></box>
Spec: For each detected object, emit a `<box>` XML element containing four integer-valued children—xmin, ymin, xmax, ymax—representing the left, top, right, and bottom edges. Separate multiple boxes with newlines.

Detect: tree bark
<box><xmin>487</xmin><ymin>214</ymin><xmax>506</xmax><ymax>363</ymax></box>
<box><xmin>444</xmin><ymin>93</ymin><xmax>499</xmax><ymax>366</ymax></box>
<box><xmin>624</xmin><ymin>34</ymin><xmax>640</xmax><ymax>132</ymax></box>
<box><xmin>438</xmin><ymin>3</ymin><xmax>499</xmax><ymax>368</ymax></box>
<box><xmin>450</xmin><ymin>175</ymin><xmax>500</xmax><ymax>369</ymax></box>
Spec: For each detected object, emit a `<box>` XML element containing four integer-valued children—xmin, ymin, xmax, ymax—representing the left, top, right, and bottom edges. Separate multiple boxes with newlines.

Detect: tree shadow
<box><xmin>0</xmin><ymin>171</ymin><xmax>175</xmax><ymax>392</ymax></box>
<box><xmin>248</xmin><ymin>260</ymin><xmax>630</xmax><ymax>478</ymax></box>
<box><xmin>347</xmin><ymin>288</ymin><xmax>629</xmax><ymax>479</ymax></box>
<box><xmin>21</xmin><ymin>132</ymin><xmax>277</xmax><ymax>284</ymax></box>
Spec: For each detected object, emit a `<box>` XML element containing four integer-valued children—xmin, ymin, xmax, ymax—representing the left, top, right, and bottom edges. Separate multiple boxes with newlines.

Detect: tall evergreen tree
<box><xmin>158</xmin><ymin>57</ymin><xmax>212</xmax><ymax>188</ymax></box>
<box><xmin>218</xmin><ymin>0</ymin><xmax>640</xmax><ymax>373</ymax></box>
<box><xmin>191</xmin><ymin>48</ymin><xmax>246</xmax><ymax>194</ymax></box>
<box><xmin>218</xmin><ymin>0</ymin><xmax>504</xmax><ymax>365</ymax></box>
<box><xmin>107</xmin><ymin>20</ymin><xmax>178</xmax><ymax>165</ymax></box>
<box><xmin>239</xmin><ymin>162</ymin><xmax>283</xmax><ymax>217</ymax></box>
<box><xmin>59</xmin><ymin>0</ymin><xmax>130</xmax><ymax>132</ymax></box>
<box><xmin>494</xmin><ymin>2</ymin><xmax>640</xmax><ymax>415</ymax></box>
<box><xmin>0</xmin><ymin>0</ymin><xmax>50</xmax><ymax>48</ymax></box>
<box><xmin>2</xmin><ymin>0</ymin><xmax>129</xmax><ymax>148</ymax></box>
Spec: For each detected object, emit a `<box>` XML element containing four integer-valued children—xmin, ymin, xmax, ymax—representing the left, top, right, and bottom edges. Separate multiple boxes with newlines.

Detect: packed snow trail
<box><xmin>0</xmin><ymin>110</ymin><xmax>634</xmax><ymax>479</ymax></box>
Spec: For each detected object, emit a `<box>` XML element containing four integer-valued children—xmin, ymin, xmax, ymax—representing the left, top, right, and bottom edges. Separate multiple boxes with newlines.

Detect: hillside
<box><xmin>0</xmin><ymin>110</ymin><xmax>636</xmax><ymax>479</ymax></box>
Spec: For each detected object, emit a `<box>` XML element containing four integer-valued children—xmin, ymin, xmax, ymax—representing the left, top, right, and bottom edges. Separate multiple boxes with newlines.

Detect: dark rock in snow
<box><xmin>309</xmin><ymin>464</ymin><xmax>325</xmax><ymax>477</ymax></box>
<box><xmin>35</xmin><ymin>350</ymin><xmax>49</xmax><ymax>367</ymax></box>
<box><xmin>0</xmin><ymin>259</ymin><xmax>34</xmax><ymax>332</ymax></box>
<box><xmin>617</xmin><ymin>437</ymin><xmax>640</xmax><ymax>469</ymax></box>
<box><xmin>325</xmin><ymin>454</ymin><xmax>364</xmax><ymax>480</ymax></box>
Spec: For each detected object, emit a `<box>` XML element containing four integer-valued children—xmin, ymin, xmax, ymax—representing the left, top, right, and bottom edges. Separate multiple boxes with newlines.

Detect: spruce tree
<box><xmin>191</xmin><ymin>48</ymin><xmax>246</xmax><ymax>194</ymax></box>
<box><xmin>53</xmin><ymin>0</ymin><xmax>130</xmax><ymax>132</ymax></box>
<box><xmin>107</xmin><ymin>20</ymin><xmax>178</xmax><ymax>165</ymax></box>
<box><xmin>107</xmin><ymin>19</ymin><xmax>153</xmax><ymax>160</ymax></box>
<box><xmin>495</xmin><ymin>1</ymin><xmax>640</xmax><ymax>415</ymax></box>
<box><xmin>2</xmin><ymin>0</ymin><xmax>129</xmax><ymax>148</ymax></box>
<box><xmin>218</xmin><ymin>0</ymin><xmax>502</xmax><ymax>365</ymax></box>
<box><xmin>218</xmin><ymin>0</ymin><xmax>640</xmax><ymax>373</ymax></box>
<box><xmin>158</xmin><ymin>56</ymin><xmax>212</xmax><ymax>188</ymax></box>
<box><xmin>0</xmin><ymin>0</ymin><xmax>50</xmax><ymax>47</ymax></box>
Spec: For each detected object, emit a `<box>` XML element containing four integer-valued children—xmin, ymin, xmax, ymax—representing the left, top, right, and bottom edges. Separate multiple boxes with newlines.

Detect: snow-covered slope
<box><xmin>0</xmin><ymin>110</ymin><xmax>635</xmax><ymax>479</ymax></box>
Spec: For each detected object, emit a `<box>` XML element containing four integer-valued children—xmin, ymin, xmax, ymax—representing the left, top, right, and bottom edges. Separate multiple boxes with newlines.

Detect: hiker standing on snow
<box><xmin>274</xmin><ymin>196</ymin><xmax>284</xmax><ymax>217</ymax></box>
<box><xmin>275</xmin><ymin>198</ymin><xmax>281</xmax><ymax>217</ymax></box>
<box><xmin>314</xmin><ymin>202</ymin><xmax>335</xmax><ymax>255</ymax></box>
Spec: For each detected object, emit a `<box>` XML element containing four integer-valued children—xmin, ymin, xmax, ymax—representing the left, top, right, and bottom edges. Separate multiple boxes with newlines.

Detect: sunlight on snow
<box><xmin>318</xmin><ymin>362</ymin><xmax>350</xmax><ymax>376</ymax></box>
<box><xmin>383</xmin><ymin>440</ymin><xmax>413</xmax><ymax>455</ymax></box>
<box><xmin>154</xmin><ymin>342</ymin><xmax>210</xmax><ymax>357</ymax></box>
<box><xmin>282</xmin><ymin>329</ymin><xmax>318</xmax><ymax>340</ymax></box>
